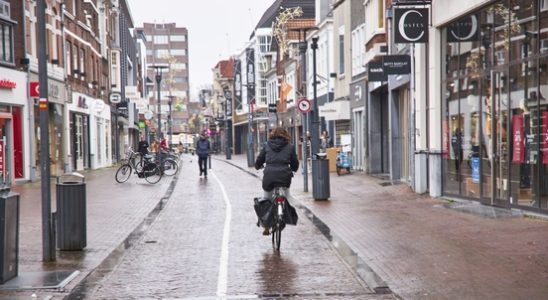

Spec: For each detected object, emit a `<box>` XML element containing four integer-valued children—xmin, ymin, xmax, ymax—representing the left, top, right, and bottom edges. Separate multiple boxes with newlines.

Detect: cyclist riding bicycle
<box><xmin>255</xmin><ymin>127</ymin><xmax>299</xmax><ymax>235</ymax></box>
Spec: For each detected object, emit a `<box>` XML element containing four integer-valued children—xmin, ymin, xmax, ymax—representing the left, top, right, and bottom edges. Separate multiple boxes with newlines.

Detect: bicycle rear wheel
<box><xmin>115</xmin><ymin>164</ymin><xmax>132</xmax><ymax>183</ymax></box>
<box><xmin>271</xmin><ymin>221</ymin><xmax>282</xmax><ymax>251</ymax></box>
<box><xmin>143</xmin><ymin>164</ymin><xmax>162</xmax><ymax>184</ymax></box>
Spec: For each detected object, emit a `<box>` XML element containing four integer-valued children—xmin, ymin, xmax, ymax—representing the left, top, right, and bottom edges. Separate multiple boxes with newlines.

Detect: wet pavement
<box><xmin>1</xmin><ymin>153</ymin><xmax>547</xmax><ymax>299</ymax></box>
<box><xmin>86</xmin><ymin>155</ymin><xmax>386</xmax><ymax>299</ymax></box>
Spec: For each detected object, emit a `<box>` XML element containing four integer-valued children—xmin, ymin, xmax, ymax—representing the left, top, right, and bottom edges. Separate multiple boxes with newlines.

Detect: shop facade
<box><xmin>437</xmin><ymin>0</ymin><xmax>548</xmax><ymax>212</ymax></box>
<box><xmin>0</xmin><ymin>69</ymin><xmax>26</xmax><ymax>184</ymax></box>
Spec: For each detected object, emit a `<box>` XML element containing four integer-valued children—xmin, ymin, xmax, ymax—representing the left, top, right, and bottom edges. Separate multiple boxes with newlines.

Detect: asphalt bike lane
<box><xmin>88</xmin><ymin>154</ymin><xmax>391</xmax><ymax>299</ymax></box>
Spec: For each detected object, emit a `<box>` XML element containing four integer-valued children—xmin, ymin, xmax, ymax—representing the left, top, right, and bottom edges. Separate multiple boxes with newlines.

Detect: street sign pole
<box><xmin>37</xmin><ymin>0</ymin><xmax>55</xmax><ymax>262</ymax></box>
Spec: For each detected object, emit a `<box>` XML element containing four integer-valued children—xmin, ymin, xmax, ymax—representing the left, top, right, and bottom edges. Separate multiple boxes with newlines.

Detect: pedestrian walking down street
<box><xmin>196</xmin><ymin>133</ymin><xmax>211</xmax><ymax>178</ymax></box>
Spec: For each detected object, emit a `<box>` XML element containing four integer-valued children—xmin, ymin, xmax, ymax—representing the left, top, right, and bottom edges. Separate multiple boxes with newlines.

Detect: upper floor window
<box><xmin>170</xmin><ymin>35</ymin><xmax>186</xmax><ymax>42</ymax></box>
<box><xmin>0</xmin><ymin>21</ymin><xmax>13</xmax><ymax>64</ymax></box>
<box><xmin>156</xmin><ymin>49</ymin><xmax>169</xmax><ymax>58</ymax></box>
<box><xmin>154</xmin><ymin>35</ymin><xmax>168</xmax><ymax>44</ymax></box>
<box><xmin>542</xmin><ymin>0</ymin><xmax>548</xmax><ymax>11</ymax></box>
<box><xmin>339</xmin><ymin>27</ymin><xmax>345</xmax><ymax>75</ymax></box>
<box><xmin>171</xmin><ymin>49</ymin><xmax>186</xmax><ymax>56</ymax></box>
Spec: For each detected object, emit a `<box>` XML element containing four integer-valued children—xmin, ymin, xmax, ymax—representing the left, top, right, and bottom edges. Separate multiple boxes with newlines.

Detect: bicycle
<box><xmin>155</xmin><ymin>150</ymin><xmax>180</xmax><ymax>176</ymax></box>
<box><xmin>270</xmin><ymin>186</ymin><xmax>288</xmax><ymax>251</ymax></box>
<box><xmin>115</xmin><ymin>147</ymin><xmax>163</xmax><ymax>184</ymax></box>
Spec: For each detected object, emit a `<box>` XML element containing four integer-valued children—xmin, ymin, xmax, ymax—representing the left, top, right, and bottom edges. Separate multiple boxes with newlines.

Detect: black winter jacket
<box><xmin>255</xmin><ymin>137</ymin><xmax>299</xmax><ymax>191</ymax></box>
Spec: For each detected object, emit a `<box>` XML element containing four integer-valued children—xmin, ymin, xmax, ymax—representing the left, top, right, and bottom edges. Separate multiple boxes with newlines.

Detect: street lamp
<box><xmin>149</xmin><ymin>64</ymin><xmax>168</xmax><ymax>167</ymax></box>
<box><xmin>167</xmin><ymin>95</ymin><xmax>175</xmax><ymax>147</ymax></box>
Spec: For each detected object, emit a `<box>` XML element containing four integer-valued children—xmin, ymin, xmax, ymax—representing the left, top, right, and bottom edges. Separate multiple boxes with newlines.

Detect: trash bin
<box><xmin>312</xmin><ymin>153</ymin><xmax>330</xmax><ymax>200</ymax></box>
<box><xmin>0</xmin><ymin>188</ymin><xmax>19</xmax><ymax>283</ymax></box>
<box><xmin>56</xmin><ymin>173</ymin><xmax>86</xmax><ymax>251</ymax></box>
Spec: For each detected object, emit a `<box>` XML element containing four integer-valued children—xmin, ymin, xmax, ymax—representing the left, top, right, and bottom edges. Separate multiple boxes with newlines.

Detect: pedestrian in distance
<box><xmin>196</xmin><ymin>133</ymin><xmax>211</xmax><ymax>178</ymax></box>
<box><xmin>255</xmin><ymin>127</ymin><xmax>299</xmax><ymax>235</ymax></box>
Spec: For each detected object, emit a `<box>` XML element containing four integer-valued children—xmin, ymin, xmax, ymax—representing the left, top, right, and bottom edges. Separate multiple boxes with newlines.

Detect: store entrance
<box><xmin>483</xmin><ymin>70</ymin><xmax>510</xmax><ymax>207</ymax></box>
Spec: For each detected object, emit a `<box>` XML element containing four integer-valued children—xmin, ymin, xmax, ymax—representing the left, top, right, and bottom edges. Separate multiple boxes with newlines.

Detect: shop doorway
<box><xmin>483</xmin><ymin>70</ymin><xmax>510</xmax><ymax>207</ymax></box>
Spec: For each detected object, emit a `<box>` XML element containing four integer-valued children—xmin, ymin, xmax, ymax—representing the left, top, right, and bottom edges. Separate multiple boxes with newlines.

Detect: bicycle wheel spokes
<box><xmin>162</xmin><ymin>159</ymin><xmax>178</xmax><ymax>176</ymax></box>
<box><xmin>144</xmin><ymin>164</ymin><xmax>163</xmax><ymax>184</ymax></box>
<box><xmin>115</xmin><ymin>164</ymin><xmax>132</xmax><ymax>183</ymax></box>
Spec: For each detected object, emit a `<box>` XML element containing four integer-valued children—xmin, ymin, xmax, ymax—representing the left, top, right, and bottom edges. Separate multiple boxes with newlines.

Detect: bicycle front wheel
<box><xmin>161</xmin><ymin>159</ymin><xmax>179</xmax><ymax>176</ymax></box>
<box><xmin>115</xmin><ymin>164</ymin><xmax>132</xmax><ymax>183</ymax></box>
<box><xmin>143</xmin><ymin>164</ymin><xmax>163</xmax><ymax>184</ymax></box>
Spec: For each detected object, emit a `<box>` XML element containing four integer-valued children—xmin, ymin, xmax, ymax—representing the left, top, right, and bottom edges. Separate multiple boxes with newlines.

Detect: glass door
<box><xmin>487</xmin><ymin>70</ymin><xmax>510</xmax><ymax>207</ymax></box>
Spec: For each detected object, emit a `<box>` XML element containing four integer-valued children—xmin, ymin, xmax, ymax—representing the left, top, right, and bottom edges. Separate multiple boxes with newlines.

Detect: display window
<box><xmin>441</xmin><ymin>0</ymin><xmax>548</xmax><ymax>211</ymax></box>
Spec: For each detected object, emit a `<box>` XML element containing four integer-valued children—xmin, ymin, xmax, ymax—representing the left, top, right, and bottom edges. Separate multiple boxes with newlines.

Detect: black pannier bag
<box><xmin>283</xmin><ymin>200</ymin><xmax>298</xmax><ymax>225</ymax></box>
<box><xmin>254</xmin><ymin>197</ymin><xmax>274</xmax><ymax>227</ymax></box>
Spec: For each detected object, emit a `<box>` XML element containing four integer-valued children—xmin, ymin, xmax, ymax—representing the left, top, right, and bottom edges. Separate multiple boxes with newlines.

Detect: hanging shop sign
<box><xmin>394</xmin><ymin>0</ymin><xmax>431</xmax><ymax>5</ymax></box>
<box><xmin>367</xmin><ymin>61</ymin><xmax>387</xmax><ymax>82</ymax></box>
<box><xmin>447</xmin><ymin>14</ymin><xmax>479</xmax><ymax>42</ymax></box>
<box><xmin>383</xmin><ymin>55</ymin><xmax>411</xmax><ymax>75</ymax></box>
<box><xmin>512</xmin><ymin>115</ymin><xmax>525</xmax><ymax>164</ymax></box>
<box><xmin>109</xmin><ymin>91</ymin><xmax>122</xmax><ymax>104</ymax></box>
<box><xmin>234</xmin><ymin>59</ymin><xmax>242</xmax><ymax>110</ymax></box>
<box><xmin>394</xmin><ymin>7</ymin><xmax>429</xmax><ymax>44</ymax></box>
<box><xmin>268</xmin><ymin>103</ymin><xmax>277</xmax><ymax>113</ymax></box>
<box><xmin>30</xmin><ymin>82</ymin><xmax>40</xmax><ymax>97</ymax></box>
<box><xmin>224</xmin><ymin>87</ymin><xmax>233</xmax><ymax>119</ymax></box>
<box><xmin>246</xmin><ymin>48</ymin><xmax>256</xmax><ymax>105</ymax></box>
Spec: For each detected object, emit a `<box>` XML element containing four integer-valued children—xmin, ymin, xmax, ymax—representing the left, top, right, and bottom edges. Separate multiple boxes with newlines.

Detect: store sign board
<box><xmin>0</xmin><ymin>79</ymin><xmax>16</xmax><ymax>89</ymax></box>
<box><xmin>383</xmin><ymin>55</ymin><xmax>411</xmax><ymax>75</ymax></box>
<box><xmin>368</xmin><ymin>61</ymin><xmax>387</xmax><ymax>82</ymax></box>
<box><xmin>394</xmin><ymin>7</ymin><xmax>429</xmax><ymax>44</ymax></box>
<box><xmin>30</xmin><ymin>82</ymin><xmax>40</xmax><ymax>97</ymax></box>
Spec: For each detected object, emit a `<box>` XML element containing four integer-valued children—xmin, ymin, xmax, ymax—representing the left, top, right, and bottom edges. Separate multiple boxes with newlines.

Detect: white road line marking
<box><xmin>212</xmin><ymin>170</ymin><xmax>232</xmax><ymax>298</ymax></box>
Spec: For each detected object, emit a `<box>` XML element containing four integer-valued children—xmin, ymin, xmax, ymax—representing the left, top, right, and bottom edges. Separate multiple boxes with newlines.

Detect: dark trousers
<box><xmin>198</xmin><ymin>156</ymin><xmax>208</xmax><ymax>175</ymax></box>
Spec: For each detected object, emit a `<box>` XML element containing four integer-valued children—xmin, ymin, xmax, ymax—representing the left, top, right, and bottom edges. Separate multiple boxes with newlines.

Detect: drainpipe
<box><xmin>23</xmin><ymin>0</ymin><xmax>36</xmax><ymax>182</ymax></box>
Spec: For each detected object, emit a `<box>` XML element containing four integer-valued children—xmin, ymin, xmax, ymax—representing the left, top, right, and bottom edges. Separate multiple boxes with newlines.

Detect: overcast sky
<box><xmin>127</xmin><ymin>0</ymin><xmax>275</xmax><ymax>98</ymax></box>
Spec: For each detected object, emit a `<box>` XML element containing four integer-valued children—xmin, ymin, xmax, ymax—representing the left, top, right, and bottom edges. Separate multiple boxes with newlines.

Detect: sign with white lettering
<box><xmin>447</xmin><ymin>14</ymin><xmax>479</xmax><ymax>42</ymax></box>
<box><xmin>109</xmin><ymin>92</ymin><xmax>122</xmax><ymax>104</ymax></box>
<box><xmin>394</xmin><ymin>7</ymin><xmax>429</xmax><ymax>44</ymax></box>
<box><xmin>368</xmin><ymin>61</ymin><xmax>387</xmax><ymax>82</ymax></box>
<box><xmin>383</xmin><ymin>55</ymin><xmax>411</xmax><ymax>75</ymax></box>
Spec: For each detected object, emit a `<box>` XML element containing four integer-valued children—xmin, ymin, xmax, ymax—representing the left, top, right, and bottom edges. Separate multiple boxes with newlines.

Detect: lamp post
<box><xmin>37</xmin><ymin>0</ymin><xmax>54</xmax><ymax>262</ymax></box>
<box><xmin>311</xmin><ymin>37</ymin><xmax>330</xmax><ymax>200</ymax></box>
<box><xmin>167</xmin><ymin>95</ymin><xmax>175</xmax><ymax>147</ymax></box>
<box><xmin>224</xmin><ymin>87</ymin><xmax>232</xmax><ymax>159</ymax></box>
<box><xmin>149</xmin><ymin>65</ymin><xmax>168</xmax><ymax>166</ymax></box>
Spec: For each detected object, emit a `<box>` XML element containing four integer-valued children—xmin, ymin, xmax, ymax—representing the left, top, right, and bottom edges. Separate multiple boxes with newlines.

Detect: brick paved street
<box><xmin>1</xmin><ymin>154</ymin><xmax>547</xmax><ymax>299</ymax></box>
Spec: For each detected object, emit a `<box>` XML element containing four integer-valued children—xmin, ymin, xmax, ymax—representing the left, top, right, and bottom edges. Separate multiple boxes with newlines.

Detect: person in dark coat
<box><xmin>137</xmin><ymin>134</ymin><xmax>149</xmax><ymax>155</ymax></box>
<box><xmin>196</xmin><ymin>133</ymin><xmax>211</xmax><ymax>177</ymax></box>
<box><xmin>255</xmin><ymin>127</ymin><xmax>299</xmax><ymax>198</ymax></box>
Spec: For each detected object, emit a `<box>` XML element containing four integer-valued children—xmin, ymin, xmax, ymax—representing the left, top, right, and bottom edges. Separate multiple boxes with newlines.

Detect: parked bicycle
<box><xmin>115</xmin><ymin>147</ymin><xmax>163</xmax><ymax>184</ymax></box>
<box><xmin>155</xmin><ymin>150</ymin><xmax>179</xmax><ymax>176</ymax></box>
